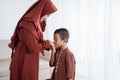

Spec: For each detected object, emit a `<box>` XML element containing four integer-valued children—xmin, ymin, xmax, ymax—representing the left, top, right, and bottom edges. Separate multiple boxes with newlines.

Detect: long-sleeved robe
<box><xmin>8</xmin><ymin>0</ymin><xmax>57</xmax><ymax>80</ymax></box>
<box><xmin>50</xmin><ymin>48</ymin><xmax>76</xmax><ymax>80</ymax></box>
<box><xmin>9</xmin><ymin>20</ymin><xmax>49</xmax><ymax>80</ymax></box>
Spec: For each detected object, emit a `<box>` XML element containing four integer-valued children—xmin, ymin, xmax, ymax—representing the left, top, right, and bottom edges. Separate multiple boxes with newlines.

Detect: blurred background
<box><xmin>0</xmin><ymin>0</ymin><xmax>120</xmax><ymax>80</ymax></box>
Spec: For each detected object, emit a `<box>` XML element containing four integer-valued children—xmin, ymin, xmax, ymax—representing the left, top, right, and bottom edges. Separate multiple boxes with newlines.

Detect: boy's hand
<box><xmin>49</xmin><ymin>41</ymin><xmax>56</xmax><ymax>67</ymax></box>
<box><xmin>48</xmin><ymin>40</ymin><xmax>56</xmax><ymax>53</ymax></box>
<box><xmin>50</xmin><ymin>43</ymin><xmax>56</xmax><ymax>54</ymax></box>
<box><xmin>48</xmin><ymin>40</ymin><xmax>53</xmax><ymax>46</ymax></box>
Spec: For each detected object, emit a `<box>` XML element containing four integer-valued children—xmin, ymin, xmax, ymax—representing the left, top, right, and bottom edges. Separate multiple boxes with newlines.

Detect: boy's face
<box><xmin>54</xmin><ymin>33</ymin><xmax>64</xmax><ymax>49</ymax></box>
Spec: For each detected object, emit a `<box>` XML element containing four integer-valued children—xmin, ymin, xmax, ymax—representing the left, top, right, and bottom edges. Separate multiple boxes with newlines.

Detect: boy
<box><xmin>49</xmin><ymin>28</ymin><xmax>76</xmax><ymax>80</ymax></box>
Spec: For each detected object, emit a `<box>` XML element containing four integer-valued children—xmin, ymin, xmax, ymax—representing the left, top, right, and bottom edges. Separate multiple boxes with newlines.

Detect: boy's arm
<box><xmin>49</xmin><ymin>43</ymin><xmax>56</xmax><ymax>67</ymax></box>
<box><xmin>49</xmin><ymin>51</ymin><xmax>55</xmax><ymax>67</ymax></box>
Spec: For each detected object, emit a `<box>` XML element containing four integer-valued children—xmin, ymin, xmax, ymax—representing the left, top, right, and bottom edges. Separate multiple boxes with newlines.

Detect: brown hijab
<box><xmin>23</xmin><ymin>0</ymin><xmax>57</xmax><ymax>32</ymax></box>
<box><xmin>9</xmin><ymin>0</ymin><xmax>57</xmax><ymax>49</ymax></box>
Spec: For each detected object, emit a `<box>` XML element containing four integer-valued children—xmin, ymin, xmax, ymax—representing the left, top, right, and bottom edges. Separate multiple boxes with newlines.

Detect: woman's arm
<box><xmin>20</xmin><ymin>28</ymin><xmax>44</xmax><ymax>53</ymax></box>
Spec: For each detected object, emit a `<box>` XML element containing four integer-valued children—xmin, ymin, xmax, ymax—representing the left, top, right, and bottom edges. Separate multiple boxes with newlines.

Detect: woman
<box><xmin>8</xmin><ymin>0</ymin><xmax>57</xmax><ymax>80</ymax></box>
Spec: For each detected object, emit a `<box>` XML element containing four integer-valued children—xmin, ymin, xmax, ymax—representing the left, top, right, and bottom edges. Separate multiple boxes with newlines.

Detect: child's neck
<box><xmin>60</xmin><ymin>45</ymin><xmax>67</xmax><ymax>52</ymax></box>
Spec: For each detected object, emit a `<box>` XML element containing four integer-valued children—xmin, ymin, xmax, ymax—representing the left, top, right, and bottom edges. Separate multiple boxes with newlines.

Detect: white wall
<box><xmin>0</xmin><ymin>0</ymin><xmax>37</xmax><ymax>40</ymax></box>
<box><xmin>1</xmin><ymin>0</ymin><xmax>120</xmax><ymax>80</ymax></box>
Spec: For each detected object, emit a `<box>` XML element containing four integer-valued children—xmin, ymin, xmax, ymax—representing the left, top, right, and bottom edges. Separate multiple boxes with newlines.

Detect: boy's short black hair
<box><xmin>54</xmin><ymin>28</ymin><xmax>69</xmax><ymax>43</ymax></box>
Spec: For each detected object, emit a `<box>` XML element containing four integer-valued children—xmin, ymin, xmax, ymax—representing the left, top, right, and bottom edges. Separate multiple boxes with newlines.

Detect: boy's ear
<box><xmin>64</xmin><ymin>38</ymin><xmax>67</xmax><ymax>43</ymax></box>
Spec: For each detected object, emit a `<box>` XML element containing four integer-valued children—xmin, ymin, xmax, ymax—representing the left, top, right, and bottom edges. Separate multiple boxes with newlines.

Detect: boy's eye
<box><xmin>54</xmin><ymin>39</ymin><xmax>57</xmax><ymax>41</ymax></box>
<box><xmin>54</xmin><ymin>38</ymin><xmax>57</xmax><ymax>41</ymax></box>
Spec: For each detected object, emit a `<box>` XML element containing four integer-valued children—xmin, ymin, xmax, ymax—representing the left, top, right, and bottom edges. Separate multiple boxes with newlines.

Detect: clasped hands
<box><xmin>49</xmin><ymin>40</ymin><xmax>56</xmax><ymax>54</ymax></box>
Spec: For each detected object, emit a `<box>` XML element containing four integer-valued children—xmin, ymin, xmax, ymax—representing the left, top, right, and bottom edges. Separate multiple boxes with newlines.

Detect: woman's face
<box><xmin>40</xmin><ymin>15</ymin><xmax>50</xmax><ymax>22</ymax></box>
